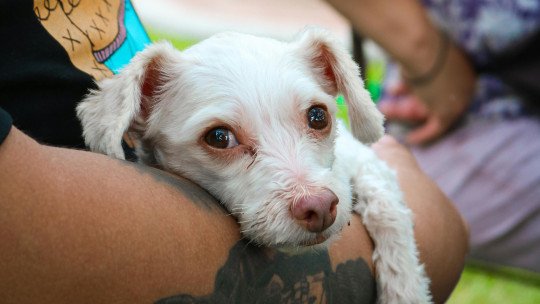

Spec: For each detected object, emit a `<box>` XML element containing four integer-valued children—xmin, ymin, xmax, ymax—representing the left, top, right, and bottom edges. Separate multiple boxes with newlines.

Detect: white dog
<box><xmin>77</xmin><ymin>28</ymin><xmax>431</xmax><ymax>303</ymax></box>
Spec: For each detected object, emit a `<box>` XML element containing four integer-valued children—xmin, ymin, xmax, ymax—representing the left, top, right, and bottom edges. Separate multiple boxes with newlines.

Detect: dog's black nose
<box><xmin>292</xmin><ymin>190</ymin><xmax>338</xmax><ymax>233</ymax></box>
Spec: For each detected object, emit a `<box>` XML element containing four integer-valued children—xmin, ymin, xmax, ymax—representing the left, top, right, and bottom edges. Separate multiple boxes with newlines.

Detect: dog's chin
<box><xmin>274</xmin><ymin>233</ymin><xmax>337</xmax><ymax>255</ymax></box>
<box><xmin>300</xmin><ymin>233</ymin><xmax>330</xmax><ymax>246</ymax></box>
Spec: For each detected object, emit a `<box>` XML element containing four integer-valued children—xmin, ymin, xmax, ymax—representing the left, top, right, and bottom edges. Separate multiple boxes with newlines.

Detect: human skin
<box><xmin>0</xmin><ymin>127</ymin><xmax>467</xmax><ymax>303</ymax></box>
<box><xmin>372</xmin><ymin>135</ymin><xmax>469</xmax><ymax>303</ymax></box>
<box><xmin>326</xmin><ymin>0</ymin><xmax>477</xmax><ymax>144</ymax></box>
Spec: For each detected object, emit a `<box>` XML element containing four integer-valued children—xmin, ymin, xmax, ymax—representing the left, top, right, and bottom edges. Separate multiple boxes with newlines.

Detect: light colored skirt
<box><xmin>409</xmin><ymin>116</ymin><xmax>540</xmax><ymax>273</ymax></box>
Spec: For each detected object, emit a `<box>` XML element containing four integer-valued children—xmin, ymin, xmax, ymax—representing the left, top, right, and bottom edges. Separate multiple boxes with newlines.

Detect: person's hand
<box><xmin>378</xmin><ymin>78</ymin><xmax>466</xmax><ymax>145</ymax></box>
<box><xmin>378</xmin><ymin>81</ymin><xmax>430</xmax><ymax>144</ymax></box>
<box><xmin>380</xmin><ymin>33</ymin><xmax>477</xmax><ymax>145</ymax></box>
<box><xmin>379</xmin><ymin>73</ymin><xmax>473</xmax><ymax>145</ymax></box>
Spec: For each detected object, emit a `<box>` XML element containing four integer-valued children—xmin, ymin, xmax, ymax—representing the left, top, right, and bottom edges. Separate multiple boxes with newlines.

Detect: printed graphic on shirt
<box><xmin>34</xmin><ymin>0</ymin><xmax>150</xmax><ymax>80</ymax></box>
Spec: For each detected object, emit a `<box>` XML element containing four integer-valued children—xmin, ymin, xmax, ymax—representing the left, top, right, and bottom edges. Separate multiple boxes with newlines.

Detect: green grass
<box><xmin>146</xmin><ymin>29</ymin><xmax>199</xmax><ymax>50</ymax></box>
<box><xmin>448</xmin><ymin>264</ymin><xmax>540</xmax><ymax>303</ymax></box>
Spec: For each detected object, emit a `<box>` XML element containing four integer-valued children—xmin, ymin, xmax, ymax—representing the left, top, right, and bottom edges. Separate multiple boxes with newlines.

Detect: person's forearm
<box><xmin>327</xmin><ymin>0</ymin><xmax>477</xmax><ymax>143</ymax></box>
<box><xmin>0</xmin><ymin>127</ymin><xmax>376</xmax><ymax>303</ymax></box>
<box><xmin>326</xmin><ymin>0</ymin><xmax>440</xmax><ymax>77</ymax></box>
<box><xmin>373</xmin><ymin>136</ymin><xmax>469</xmax><ymax>303</ymax></box>
<box><xmin>392</xmin><ymin>151</ymin><xmax>468</xmax><ymax>304</ymax></box>
<box><xmin>0</xmin><ymin>128</ymin><xmax>239</xmax><ymax>302</ymax></box>
<box><xmin>0</xmin><ymin>127</ymin><xmax>466</xmax><ymax>302</ymax></box>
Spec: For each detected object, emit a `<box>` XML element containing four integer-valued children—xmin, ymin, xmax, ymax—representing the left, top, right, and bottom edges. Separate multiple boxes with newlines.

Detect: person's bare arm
<box><xmin>372</xmin><ymin>135</ymin><xmax>469</xmax><ymax>303</ymax></box>
<box><xmin>326</xmin><ymin>0</ymin><xmax>476</xmax><ymax>144</ymax></box>
<box><xmin>326</xmin><ymin>0</ymin><xmax>435</xmax><ymax>75</ymax></box>
<box><xmin>0</xmin><ymin>126</ymin><xmax>375</xmax><ymax>303</ymax></box>
<box><xmin>0</xmin><ymin>127</ymin><xmax>466</xmax><ymax>303</ymax></box>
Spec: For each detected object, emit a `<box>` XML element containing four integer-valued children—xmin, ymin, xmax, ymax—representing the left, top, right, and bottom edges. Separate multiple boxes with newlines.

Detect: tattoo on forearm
<box><xmin>156</xmin><ymin>241</ymin><xmax>376</xmax><ymax>304</ymax></box>
<box><xmin>116</xmin><ymin>160</ymin><xmax>375</xmax><ymax>303</ymax></box>
<box><xmin>119</xmin><ymin>159</ymin><xmax>221</xmax><ymax>211</ymax></box>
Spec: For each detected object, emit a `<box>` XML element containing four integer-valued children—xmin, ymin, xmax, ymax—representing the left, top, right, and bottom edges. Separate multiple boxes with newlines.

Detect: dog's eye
<box><xmin>204</xmin><ymin>127</ymin><xmax>239</xmax><ymax>149</ymax></box>
<box><xmin>307</xmin><ymin>106</ymin><xmax>328</xmax><ymax>130</ymax></box>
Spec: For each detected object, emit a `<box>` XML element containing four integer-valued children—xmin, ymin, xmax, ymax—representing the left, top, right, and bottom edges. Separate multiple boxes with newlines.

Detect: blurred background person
<box><xmin>326</xmin><ymin>0</ymin><xmax>540</xmax><ymax>273</ymax></box>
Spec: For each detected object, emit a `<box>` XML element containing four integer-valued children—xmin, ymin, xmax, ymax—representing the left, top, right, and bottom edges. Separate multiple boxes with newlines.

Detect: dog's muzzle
<box><xmin>291</xmin><ymin>189</ymin><xmax>338</xmax><ymax>233</ymax></box>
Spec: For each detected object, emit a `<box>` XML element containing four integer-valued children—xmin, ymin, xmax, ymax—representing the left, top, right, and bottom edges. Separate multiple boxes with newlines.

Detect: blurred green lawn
<box><xmin>448</xmin><ymin>264</ymin><xmax>540</xmax><ymax>303</ymax></box>
<box><xmin>146</xmin><ymin>29</ymin><xmax>199</xmax><ymax>51</ymax></box>
<box><xmin>147</xmin><ymin>30</ymin><xmax>540</xmax><ymax>303</ymax></box>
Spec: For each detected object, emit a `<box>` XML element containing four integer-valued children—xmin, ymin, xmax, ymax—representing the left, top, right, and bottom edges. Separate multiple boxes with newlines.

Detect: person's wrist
<box><xmin>402</xmin><ymin>29</ymin><xmax>450</xmax><ymax>86</ymax></box>
<box><xmin>398</xmin><ymin>26</ymin><xmax>443</xmax><ymax>83</ymax></box>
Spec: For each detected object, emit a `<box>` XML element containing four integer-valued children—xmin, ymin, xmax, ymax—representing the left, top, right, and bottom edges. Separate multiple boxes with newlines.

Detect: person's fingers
<box><xmin>405</xmin><ymin>117</ymin><xmax>444</xmax><ymax>144</ymax></box>
<box><xmin>379</xmin><ymin>97</ymin><xmax>429</xmax><ymax>122</ymax></box>
<box><xmin>386</xmin><ymin>81</ymin><xmax>410</xmax><ymax>96</ymax></box>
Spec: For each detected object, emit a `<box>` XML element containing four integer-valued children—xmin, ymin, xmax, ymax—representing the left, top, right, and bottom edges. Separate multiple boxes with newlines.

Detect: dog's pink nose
<box><xmin>292</xmin><ymin>190</ymin><xmax>338</xmax><ymax>233</ymax></box>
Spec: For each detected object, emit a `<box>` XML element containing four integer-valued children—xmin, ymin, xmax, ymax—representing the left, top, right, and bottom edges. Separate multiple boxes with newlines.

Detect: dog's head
<box><xmin>77</xmin><ymin>28</ymin><xmax>384</xmax><ymax>248</ymax></box>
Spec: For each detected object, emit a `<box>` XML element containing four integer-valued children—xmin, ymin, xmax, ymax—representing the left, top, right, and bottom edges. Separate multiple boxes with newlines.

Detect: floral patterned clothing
<box><xmin>384</xmin><ymin>1</ymin><xmax>540</xmax><ymax>272</ymax></box>
<box><xmin>422</xmin><ymin>0</ymin><xmax>540</xmax><ymax>118</ymax></box>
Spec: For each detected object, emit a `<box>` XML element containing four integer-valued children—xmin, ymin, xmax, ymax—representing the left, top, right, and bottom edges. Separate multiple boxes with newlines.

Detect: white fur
<box><xmin>77</xmin><ymin>28</ymin><xmax>431</xmax><ymax>303</ymax></box>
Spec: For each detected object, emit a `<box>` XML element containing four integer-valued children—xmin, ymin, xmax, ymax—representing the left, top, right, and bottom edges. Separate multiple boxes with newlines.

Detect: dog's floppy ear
<box><xmin>76</xmin><ymin>42</ymin><xmax>178</xmax><ymax>159</ymax></box>
<box><xmin>293</xmin><ymin>27</ymin><xmax>384</xmax><ymax>144</ymax></box>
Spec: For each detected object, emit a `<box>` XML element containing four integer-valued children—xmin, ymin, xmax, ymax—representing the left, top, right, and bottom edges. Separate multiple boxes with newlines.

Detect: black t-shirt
<box><xmin>0</xmin><ymin>1</ymin><xmax>94</xmax><ymax>148</ymax></box>
<box><xmin>0</xmin><ymin>107</ymin><xmax>12</xmax><ymax>145</ymax></box>
<box><xmin>0</xmin><ymin>0</ymin><xmax>150</xmax><ymax>148</ymax></box>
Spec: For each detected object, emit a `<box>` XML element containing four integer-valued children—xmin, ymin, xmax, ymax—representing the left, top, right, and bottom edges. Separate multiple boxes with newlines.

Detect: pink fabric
<box><xmin>409</xmin><ymin>117</ymin><xmax>540</xmax><ymax>272</ymax></box>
